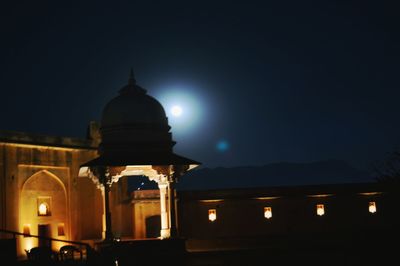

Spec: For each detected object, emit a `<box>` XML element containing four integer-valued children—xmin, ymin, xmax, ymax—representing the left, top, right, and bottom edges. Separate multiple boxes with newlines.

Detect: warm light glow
<box><xmin>24</xmin><ymin>238</ymin><xmax>34</xmax><ymax>252</ymax></box>
<box><xmin>264</xmin><ymin>207</ymin><xmax>272</xmax><ymax>219</ymax></box>
<box><xmin>308</xmin><ymin>194</ymin><xmax>334</xmax><ymax>198</ymax></box>
<box><xmin>38</xmin><ymin>202</ymin><xmax>49</xmax><ymax>216</ymax></box>
<box><xmin>369</xmin><ymin>201</ymin><xmax>377</xmax><ymax>213</ymax></box>
<box><xmin>254</xmin><ymin>196</ymin><xmax>280</xmax><ymax>200</ymax></box>
<box><xmin>208</xmin><ymin>209</ymin><xmax>217</xmax><ymax>222</ymax></box>
<box><xmin>171</xmin><ymin>105</ymin><xmax>183</xmax><ymax>117</ymax></box>
<box><xmin>53</xmin><ymin>241</ymin><xmax>66</xmax><ymax>253</ymax></box>
<box><xmin>23</xmin><ymin>224</ymin><xmax>31</xmax><ymax>237</ymax></box>
<box><xmin>359</xmin><ymin>192</ymin><xmax>382</xmax><ymax>196</ymax></box>
<box><xmin>316</xmin><ymin>204</ymin><xmax>325</xmax><ymax>216</ymax></box>
<box><xmin>199</xmin><ymin>199</ymin><xmax>224</xmax><ymax>203</ymax></box>
<box><xmin>5</xmin><ymin>143</ymin><xmax>78</xmax><ymax>151</ymax></box>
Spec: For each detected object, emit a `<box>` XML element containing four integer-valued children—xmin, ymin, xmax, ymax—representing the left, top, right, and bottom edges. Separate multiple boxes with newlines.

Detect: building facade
<box><xmin>1</xmin><ymin>73</ymin><xmax>397</xmax><ymax>263</ymax></box>
<box><xmin>0</xmin><ymin>130</ymin><xmax>99</xmax><ymax>256</ymax></box>
<box><xmin>0</xmin><ymin>129</ymin><xmax>397</xmax><ymax>260</ymax></box>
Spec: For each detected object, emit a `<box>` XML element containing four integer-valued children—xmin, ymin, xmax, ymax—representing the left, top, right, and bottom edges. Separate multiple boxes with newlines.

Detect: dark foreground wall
<box><xmin>0</xmin><ymin>238</ymin><xmax>17</xmax><ymax>264</ymax></box>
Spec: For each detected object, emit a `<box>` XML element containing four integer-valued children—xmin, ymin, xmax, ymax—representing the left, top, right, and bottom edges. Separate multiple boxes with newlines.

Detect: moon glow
<box><xmin>171</xmin><ymin>105</ymin><xmax>183</xmax><ymax>117</ymax></box>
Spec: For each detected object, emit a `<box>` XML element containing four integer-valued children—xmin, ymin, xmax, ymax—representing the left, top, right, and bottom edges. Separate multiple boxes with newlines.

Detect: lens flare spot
<box><xmin>216</xmin><ymin>140</ymin><xmax>229</xmax><ymax>152</ymax></box>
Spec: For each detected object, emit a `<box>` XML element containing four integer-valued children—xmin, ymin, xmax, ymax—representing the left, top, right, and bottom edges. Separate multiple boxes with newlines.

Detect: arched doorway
<box><xmin>19</xmin><ymin>170</ymin><xmax>67</xmax><ymax>254</ymax></box>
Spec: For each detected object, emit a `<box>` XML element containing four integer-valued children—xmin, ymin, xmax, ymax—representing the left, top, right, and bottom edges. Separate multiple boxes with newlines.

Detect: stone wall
<box><xmin>0</xmin><ymin>134</ymin><xmax>99</xmax><ymax>257</ymax></box>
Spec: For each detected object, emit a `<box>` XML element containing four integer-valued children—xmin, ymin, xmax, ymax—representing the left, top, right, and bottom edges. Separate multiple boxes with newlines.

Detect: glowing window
<box><xmin>369</xmin><ymin>201</ymin><xmax>377</xmax><ymax>213</ymax></box>
<box><xmin>38</xmin><ymin>203</ymin><xmax>50</xmax><ymax>216</ymax></box>
<box><xmin>37</xmin><ymin>197</ymin><xmax>51</xmax><ymax>216</ymax></box>
<box><xmin>264</xmin><ymin>207</ymin><xmax>272</xmax><ymax>219</ymax></box>
<box><xmin>316</xmin><ymin>204</ymin><xmax>325</xmax><ymax>216</ymax></box>
<box><xmin>208</xmin><ymin>209</ymin><xmax>217</xmax><ymax>222</ymax></box>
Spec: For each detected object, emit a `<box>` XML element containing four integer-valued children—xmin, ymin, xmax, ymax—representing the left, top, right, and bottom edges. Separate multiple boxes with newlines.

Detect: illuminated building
<box><xmin>0</xmin><ymin>72</ymin><xmax>397</xmax><ymax>263</ymax></box>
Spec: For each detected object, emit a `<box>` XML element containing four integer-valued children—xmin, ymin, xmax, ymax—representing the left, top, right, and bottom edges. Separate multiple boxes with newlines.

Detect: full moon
<box><xmin>155</xmin><ymin>88</ymin><xmax>205</xmax><ymax>136</ymax></box>
<box><xmin>171</xmin><ymin>105</ymin><xmax>183</xmax><ymax>117</ymax></box>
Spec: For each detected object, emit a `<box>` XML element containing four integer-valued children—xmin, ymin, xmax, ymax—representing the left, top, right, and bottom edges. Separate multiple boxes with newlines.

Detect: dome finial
<box><xmin>128</xmin><ymin>68</ymin><xmax>136</xmax><ymax>85</ymax></box>
<box><xmin>119</xmin><ymin>67</ymin><xmax>147</xmax><ymax>94</ymax></box>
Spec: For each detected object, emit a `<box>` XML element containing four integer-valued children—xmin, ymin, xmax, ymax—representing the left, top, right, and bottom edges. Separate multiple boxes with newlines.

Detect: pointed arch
<box><xmin>21</xmin><ymin>169</ymin><xmax>67</xmax><ymax>196</ymax></box>
<box><xmin>19</xmin><ymin>169</ymin><xmax>69</xmax><ymax>254</ymax></box>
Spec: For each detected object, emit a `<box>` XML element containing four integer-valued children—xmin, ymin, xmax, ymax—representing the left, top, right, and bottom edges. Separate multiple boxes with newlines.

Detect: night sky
<box><xmin>1</xmin><ymin>1</ymin><xmax>399</xmax><ymax>171</ymax></box>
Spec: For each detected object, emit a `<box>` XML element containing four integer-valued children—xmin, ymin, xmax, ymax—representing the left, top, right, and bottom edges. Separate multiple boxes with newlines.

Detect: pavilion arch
<box><xmin>19</xmin><ymin>170</ymin><xmax>68</xmax><ymax>254</ymax></box>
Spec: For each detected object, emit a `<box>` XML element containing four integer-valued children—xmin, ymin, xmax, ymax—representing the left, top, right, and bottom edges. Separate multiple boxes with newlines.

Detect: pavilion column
<box><xmin>158</xmin><ymin>181</ymin><xmax>170</xmax><ymax>238</ymax></box>
<box><xmin>168</xmin><ymin>180</ymin><xmax>178</xmax><ymax>238</ymax></box>
<box><xmin>103</xmin><ymin>182</ymin><xmax>114</xmax><ymax>241</ymax></box>
<box><xmin>96</xmin><ymin>166</ymin><xmax>114</xmax><ymax>242</ymax></box>
<box><xmin>101</xmin><ymin>189</ymin><xmax>106</xmax><ymax>240</ymax></box>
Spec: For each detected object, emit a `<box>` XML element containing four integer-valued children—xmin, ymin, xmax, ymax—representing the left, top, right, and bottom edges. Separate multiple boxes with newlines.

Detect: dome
<box><xmin>101</xmin><ymin>86</ymin><xmax>168</xmax><ymax>128</ymax></box>
<box><xmin>79</xmin><ymin>69</ymin><xmax>201</xmax><ymax>168</ymax></box>
<box><xmin>99</xmin><ymin>71</ymin><xmax>174</xmax><ymax>155</ymax></box>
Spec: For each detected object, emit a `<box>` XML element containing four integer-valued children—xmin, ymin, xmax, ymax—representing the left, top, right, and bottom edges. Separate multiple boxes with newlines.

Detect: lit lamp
<box><xmin>264</xmin><ymin>207</ymin><xmax>272</xmax><ymax>219</ymax></box>
<box><xmin>208</xmin><ymin>209</ymin><xmax>217</xmax><ymax>222</ymax></box>
<box><xmin>316</xmin><ymin>204</ymin><xmax>325</xmax><ymax>216</ymax></box>
<box><xmin>369</xmin><ymin>201</ymin><xmax>377</xmax><ymax>213</ymax></box>
<box><xmin>23</xmin><ymin>224</ymin><xmax>31</xmax><ymax>237</ymax></box>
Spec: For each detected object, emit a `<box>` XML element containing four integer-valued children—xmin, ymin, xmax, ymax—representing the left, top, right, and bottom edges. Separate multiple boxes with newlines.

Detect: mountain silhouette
<box><xmin>176</xmin><ymin>159</ymin><xmax>374</xmax><ymax>190</ymax></box>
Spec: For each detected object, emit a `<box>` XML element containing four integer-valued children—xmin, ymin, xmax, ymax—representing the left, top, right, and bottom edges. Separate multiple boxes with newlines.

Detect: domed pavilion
<box><xmin>79</xmin><ymin>70</ymin><xmax>200</xmax><ymax>241</ymax></box>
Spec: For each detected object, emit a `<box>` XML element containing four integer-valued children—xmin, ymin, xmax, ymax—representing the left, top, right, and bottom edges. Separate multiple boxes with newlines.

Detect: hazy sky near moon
<box><xmin>1</xmin><ymin>1</ymin><xmax>399</xmax><ymax>170</ymax></box>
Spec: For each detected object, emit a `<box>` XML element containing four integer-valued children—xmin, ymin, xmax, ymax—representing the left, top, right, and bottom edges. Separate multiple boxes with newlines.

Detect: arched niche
<box><xmin>19</xmin><ymin>170</ymin><xmax>67</xmax><ymax>254</ymax></box>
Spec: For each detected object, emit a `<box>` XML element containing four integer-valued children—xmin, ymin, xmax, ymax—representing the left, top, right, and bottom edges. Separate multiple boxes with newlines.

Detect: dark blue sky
<box><xmin>1</xmin><ymin>0</ymin><xmax>399</xmax><ymax>170</ymax></box>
